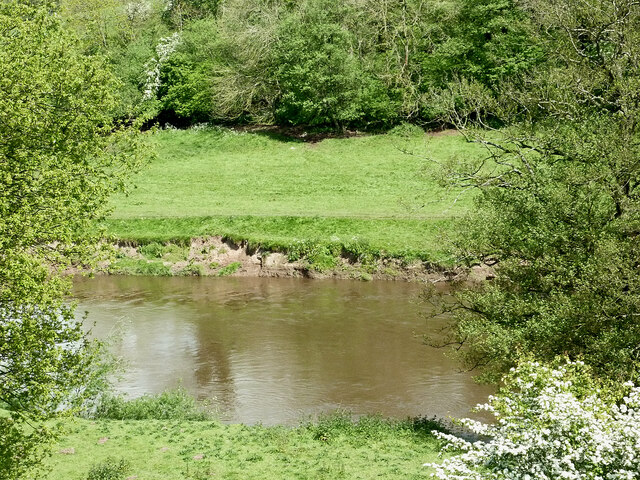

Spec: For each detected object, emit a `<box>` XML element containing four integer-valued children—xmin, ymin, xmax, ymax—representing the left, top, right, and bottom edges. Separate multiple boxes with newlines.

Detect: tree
<box><xmin>274</xmin><ymin>0</ymin><xmax>398</xmax><ymax>130</ymax></box>
<box><xmin>157</xmin><ymin>18</ymin><xmax>218</xmax><ymax>124</ymax></box>
<box><xmin>423</xmin><ymin>0</ymin><xmax>541</xmax><ymax>88</ymax></box>
<box><xmin>202</xmin><ymin>0</ymin><xmax>282</xmax><ymax>123</ymax></box>
<box><xmin>0</xmin><ymin>2</ymin><xmax>142</xmax><ymax>477</ymax></box>
<box><xmin>436</xmin><ymin>0</ymin><xmax>640</xmax><ymax>383</ymax></box>
<box><xmin>162</xmin><ymin>0</ymin><xmax>220</xmax><ymax>29</ymax></box>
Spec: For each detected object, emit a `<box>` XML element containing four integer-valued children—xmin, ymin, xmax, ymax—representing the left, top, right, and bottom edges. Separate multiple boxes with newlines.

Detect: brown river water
<box><xmin>73</xmin><ymin>276</ymin><xmax>493</xmax><ymax>425</ymax></box>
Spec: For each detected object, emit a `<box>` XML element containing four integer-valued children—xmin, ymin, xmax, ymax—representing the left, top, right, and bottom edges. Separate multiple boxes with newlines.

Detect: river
<box><xmin>73</xmin><ymin>276</ymin><xmax>493</xmax><ymax>425</ymax></box>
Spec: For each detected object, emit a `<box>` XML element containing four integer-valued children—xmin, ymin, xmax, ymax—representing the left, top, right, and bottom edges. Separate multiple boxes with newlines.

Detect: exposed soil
<box><xmin>86</xmin><ymin>236</ymin><xmax>495</xmax><ymax>283</ymax></box>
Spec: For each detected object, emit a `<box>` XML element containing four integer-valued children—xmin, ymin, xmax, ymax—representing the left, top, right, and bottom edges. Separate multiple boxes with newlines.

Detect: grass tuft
<box><xmin>216</xmin><ymin>261</ymin><xmax>241</xmax><ymax>276</ymax></box>
<box><xmin>107</xmin><ymin>258</ymin><xmax>172</xmax><ymax>276</ymax></box>
<box><xmin>86</xmin><ymin>457</ymin><xmax>131</xmax><ymax>480</ymax></box>
<box><xmin>91</xmin><ymin>389</ymin><xmax>213</xmax><ymax>421</ymax></box>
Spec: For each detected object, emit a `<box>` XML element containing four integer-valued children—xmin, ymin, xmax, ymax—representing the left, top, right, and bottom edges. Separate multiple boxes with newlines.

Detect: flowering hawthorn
<box><xmin>427</xmin><ymin>361</ymin><xmax>640</xmax><ymax>479</ymax></box>
<box><xmin>142</xmin><ymin>32</ymin><xmax>181</xmax><ymax>100</ymax></box>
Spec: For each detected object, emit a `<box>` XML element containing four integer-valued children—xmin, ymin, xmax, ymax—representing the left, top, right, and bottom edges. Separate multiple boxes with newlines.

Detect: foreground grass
<box><xmin>104</xmin><ymin>126</ymin><xmax>483</xmax><ymax>262</ymax></box>
<box><xmin>44</xmin><ymin>415</ymin><xmax>442</xmax><ymax>479</ymax></box>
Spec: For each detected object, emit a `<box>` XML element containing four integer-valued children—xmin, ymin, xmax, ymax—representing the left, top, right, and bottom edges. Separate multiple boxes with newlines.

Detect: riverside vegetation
<box><xmin>4</xmin><ymin>0</ymin><xmax>640</xmax><ymax>478</ymax></box>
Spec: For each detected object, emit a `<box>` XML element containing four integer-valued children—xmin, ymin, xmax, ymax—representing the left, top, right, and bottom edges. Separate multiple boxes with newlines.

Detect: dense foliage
<box><xmin>428</xmin><ymin>361</ymin><xmax>640</xmax><ymax>479</ymax></box>
<box><xmin>437</xmin><ymin>0</ymin><xmax>640</xmax><ymax>382</ymax></box>
<box><xmin>58</xmin><ymin>0</ymin><xmax>541</xmax><ymax>129</ymax></box>
<box><xmin>0</xmin><ymin>2</ymin><xmax>142</xmax><ymax>477</ymax></box>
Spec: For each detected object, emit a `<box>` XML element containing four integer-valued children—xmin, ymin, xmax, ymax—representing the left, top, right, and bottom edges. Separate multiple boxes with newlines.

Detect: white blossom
<box><xmin>125</xmin><ymin>1</ymin><xmax>151</xmax><ymax>22</ymax></box>
<box><xmin>426</xmin><ymin>361</ymin><xmax>640</xmax><ymax>479</ymax></box>
<box><xmin>142</xmin><ymin>33</ymin><xmax>181</xmax><ymax>101</ymax></box>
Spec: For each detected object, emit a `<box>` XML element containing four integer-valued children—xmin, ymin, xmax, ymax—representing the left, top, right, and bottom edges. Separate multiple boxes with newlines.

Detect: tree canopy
<box><xmin>57</xmin><ymin>0</ymin><xmax>542</xmax><ymax>129</ymax></box>
<box><xmin>438</xmin><ymin>0</ymin><xmax>640</xmax><ymax>383</ymax></box>
<box><xmin>0</xmin><ymin>2</ymin><xmax>142</xmax><ymax>477</ymax></box>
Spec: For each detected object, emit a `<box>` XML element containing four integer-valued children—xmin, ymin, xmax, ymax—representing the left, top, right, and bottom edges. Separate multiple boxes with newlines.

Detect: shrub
<box><xmin>86</xmin><ymin>457</ymin><xmax>131</xmax><ymax>480</ymax></box>
<box><xmin>427</xmin><ymin>361</ymin><xmax>640</xmax><ymax>479</ymax></box>
<box><xmin>388</xmin><ymin>123</ymin><xmax>425</xmax><ymax>138</ymax></box>
<box><xmin>273</xmin><ymin>0</ymin><xmax>398</xmax><ymax>130</ymax></box>
<box><xmin>158</xmin><ymin>18</ymin><xmax>218</xmax><ymax>123</ymax></box>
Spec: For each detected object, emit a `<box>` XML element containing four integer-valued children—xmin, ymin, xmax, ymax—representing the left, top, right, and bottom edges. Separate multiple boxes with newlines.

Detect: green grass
<box><xmin>102</xmin><ymin>216</ymin><xmax>456</xmax><ymax>261</ymax></box>
<box><xmin>216</xmin><ymin>261</ymin><xmax>241</xmax><ymax>276</ymax></box>
<box><xmin>138</xmin><ymin>242</ymin><xmax>188</xmax><ymax>262</ymax></box>
<box><xmin>107</xmin><ymin>258</ymin><xmax>172</xmax><ymax>276</ymax></box>
<box><xmin>45</xmin><ymin>415</ymin><xmax>443</xmax><ymax>479</ymax></box>
<box><xmin>104</xmin><ymin>126</ymin><xmax>483</xmax><ymax>262</ymax></box>
<box><xmin>92</xmin><ymin>389</ymin><xmax>213</xmax><ymax>421</ymax></box>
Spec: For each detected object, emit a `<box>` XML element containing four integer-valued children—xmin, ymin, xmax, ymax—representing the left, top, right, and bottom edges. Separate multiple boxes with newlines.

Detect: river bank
<box><xmin>84</xmin><ymin>236</ymin><xmax>494</xmax><ymax>283</ymax></box>
<box><xmin>94</xmin><ymin>126</ymin><xmax>486</xmax><ymax>278</ymax></box>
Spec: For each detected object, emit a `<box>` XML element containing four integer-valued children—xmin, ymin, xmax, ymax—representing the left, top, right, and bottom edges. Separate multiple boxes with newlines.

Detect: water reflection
<box><xmin>73</xmin><ymin>276</ymin><xmax>493</xmax><ymax>425</ymax></box>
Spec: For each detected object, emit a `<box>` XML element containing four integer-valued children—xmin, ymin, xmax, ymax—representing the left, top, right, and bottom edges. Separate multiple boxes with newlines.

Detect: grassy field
<box><xmin>104</xmin><ymin>126</ymin><xmax>482</xmax><ymax>263</ymax></box>
<box><xmin>44</xmin><ymin>415</ymin><xmax>442</xmax><ymax>479</ymax></box>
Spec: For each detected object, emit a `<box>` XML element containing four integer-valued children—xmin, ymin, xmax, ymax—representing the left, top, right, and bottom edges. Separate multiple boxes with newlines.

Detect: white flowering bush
<box><xmin>142</xmin><ymin>33</ymin><xmax>181</xmax><ymax>100</ymax></box>
<box><xmin>427</xmin><ymin>361</ymin><xmax>640</xmax><ymax>479</ymax></box>
<box><xmin>124</xmin><ymin>1</ymin><xmax>151</xmax><ymax>23</ymax></box>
